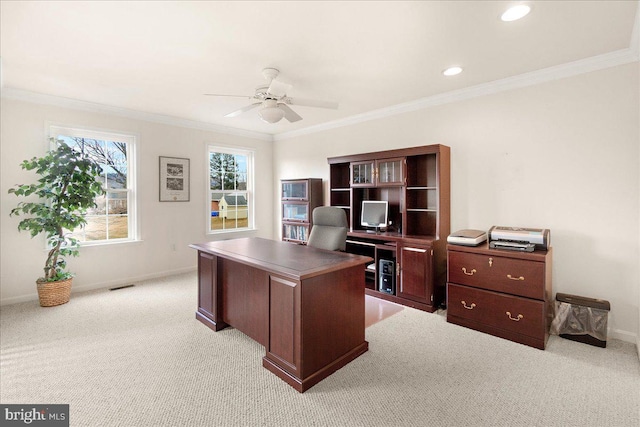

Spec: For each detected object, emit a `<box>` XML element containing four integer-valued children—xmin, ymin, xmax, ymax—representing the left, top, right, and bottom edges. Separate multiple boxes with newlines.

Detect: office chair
<box><xmin>307</xmin><ymin>206</ymin><xmax>348</xmax><ymax>251</ymax></box>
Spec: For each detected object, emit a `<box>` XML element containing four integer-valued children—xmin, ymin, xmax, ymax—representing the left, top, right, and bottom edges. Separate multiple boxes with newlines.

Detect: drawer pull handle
<box><xmin>461</xmin><ymin>301</ymin><xmax>476</xmax><ymax>310</ymax></box>
<box><xmin>506</xmin><ymin>311</ymin><xmax>524</xmax><ymax>321</ymax></box>
<box><xmin>462</xmin><ymin>268</ymin><xmax>477</xmax><ymax>276</ymax></box>
<box><xmin>507</xmin><ymin>274</ymin><xmax>525</xmax><ymax>281</ymax></box>
<box><xmin>489</xmin><ymin>257</ymin><xmax>493</xmax><ymax>267</ymax></box>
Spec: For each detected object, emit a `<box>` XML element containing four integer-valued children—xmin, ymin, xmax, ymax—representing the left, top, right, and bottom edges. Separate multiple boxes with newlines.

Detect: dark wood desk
<box><xmin>190</xmin><ymin>237</ymin><xmax>372</xmax><ymax>392</ymax></box>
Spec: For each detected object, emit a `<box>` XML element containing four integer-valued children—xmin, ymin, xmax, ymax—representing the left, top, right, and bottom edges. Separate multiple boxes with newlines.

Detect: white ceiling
<box><xmin>1</xmin><ymin>1</ymin><xmax>638</xmax><ymax>138</ymax></box>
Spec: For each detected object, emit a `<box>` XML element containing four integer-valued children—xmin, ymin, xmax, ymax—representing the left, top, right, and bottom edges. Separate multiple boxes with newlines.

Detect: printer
<box><xmin>488</xmin><ymin>226</ymin><xmax>550</xmax><ymax>252</ymax></box>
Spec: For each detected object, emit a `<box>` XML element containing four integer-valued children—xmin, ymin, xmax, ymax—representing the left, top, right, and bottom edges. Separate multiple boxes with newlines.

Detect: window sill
<box><xmin>79</xmin><ymin>239</ymin><xmax>143</xmax><ymax>248</ymax></box>
<box><xmin>206</xmin><ymin>228</ymin><xmax>258</xmax><ymax>238</ymax></box>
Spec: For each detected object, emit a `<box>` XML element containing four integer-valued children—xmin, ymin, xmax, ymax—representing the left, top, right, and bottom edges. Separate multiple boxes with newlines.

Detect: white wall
<box><xmin>1</xmin><ymin>64</ymin><xmax>638</xmax><ymax>345</ymax></box>
<box><xmin>273</xmin><ymin>63</ymin><xmax>640</xmax><ymax>343</ymax></box>
<box><xmin>0</xmin><ymin>98</ymin><xmax>274</xmax><ymax>303</ymax></box>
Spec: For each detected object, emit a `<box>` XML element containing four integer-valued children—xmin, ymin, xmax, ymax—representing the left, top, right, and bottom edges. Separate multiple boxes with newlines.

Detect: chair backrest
<box><xmin>307</xmin><ymin>206</ymin><xmax>348</xmax><ymax>251</ymax></box>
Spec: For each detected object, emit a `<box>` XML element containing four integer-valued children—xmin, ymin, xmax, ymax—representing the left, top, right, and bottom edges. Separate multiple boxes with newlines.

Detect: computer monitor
<box><xmin>361</xmin><ymin>200</ymin><xmax>388</xmax><ymax>232</ymax></box>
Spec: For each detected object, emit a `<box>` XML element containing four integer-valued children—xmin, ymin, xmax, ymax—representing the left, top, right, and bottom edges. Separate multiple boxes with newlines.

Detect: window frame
<box><xmin>207</xmin><ymin>145</ymin><xmax>255</xmax><ymax>235</ymax></box>
<box><xmin>49</xmin><ymin>125</ymin><xmax>138</xmax><ymax>246</ymax></box>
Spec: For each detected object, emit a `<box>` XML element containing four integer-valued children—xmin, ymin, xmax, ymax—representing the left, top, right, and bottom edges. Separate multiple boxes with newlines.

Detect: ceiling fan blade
<box><xmin>224</xmin><ymin>103</ymin><xmax>261</xmax><ymax>118</ymax></box>
<box><xmin>279</xmin><ymin>104</ymin><xmax>303</xmax><ymax>123</ymax></box>
<box><xmin>267</xmin><ymin>79</ymin><xmax>292</xmax><ymax>97</ymax></box>
<box><xmin>284</xmin><ymin>97</ymin><xmax>338</xmax><ymax>109</ymax></box>
<box><xmin>204</xmin><ymin>93</ymin><xmax>252</xmax><ymax>99</ymax></box>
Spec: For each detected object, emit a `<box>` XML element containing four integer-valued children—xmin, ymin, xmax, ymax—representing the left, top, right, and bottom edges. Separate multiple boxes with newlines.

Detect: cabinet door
<box><xmin>282</xmin><ymin>202</ymin><xmax>309</xmax><ymax>222</ymax></box>
<box><xmin>282</xmin><ymin>180</ymin><xmax>309</xmax><ymax>200</ymax></box>
<box><xmin>351</xmin><ymin>161</ymin><xmax>375</xmax><ymax>186</ymax></box>
<box><xmin>377</xmin><ymin>158</ymin><xmax>405</xmax><ymax>186</ymax></box>
<box><xmin>351</xmin><ymin>159</ymin><xmax>405</xmax><ymax>187</ymax></box>
<box><xmin>398</xmin><ymin>244</ymin><xmax>433</xmax><ymax>304</ymax></box>
<box><xmin>282</xmin><ymin>223</ymin><xmax>310</xmax><ymax>243</ymax></box>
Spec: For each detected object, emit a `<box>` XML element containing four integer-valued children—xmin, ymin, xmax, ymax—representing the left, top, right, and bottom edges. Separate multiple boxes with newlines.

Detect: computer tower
<box><xmin>378</xmin><ymin>259</ymin><xmax>395</xmax><ymax>294</ymax></box>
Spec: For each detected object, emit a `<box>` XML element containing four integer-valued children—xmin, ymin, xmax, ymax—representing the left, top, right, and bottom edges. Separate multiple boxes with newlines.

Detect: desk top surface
<box><xmin>190</xmin><ymin>237</ymin><xmax>372</xmax><ymax>280</ymax></box>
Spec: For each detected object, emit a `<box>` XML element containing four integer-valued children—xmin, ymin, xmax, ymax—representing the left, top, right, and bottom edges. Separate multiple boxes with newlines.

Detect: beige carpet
<box><xmin>1</xmin><ymin>272</ymin><xmax>638</xmax><ymax>427</ymax></box>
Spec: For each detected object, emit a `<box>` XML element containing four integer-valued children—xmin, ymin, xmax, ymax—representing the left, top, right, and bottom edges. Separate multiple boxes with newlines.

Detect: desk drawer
<box><xmin>448</xmin><ymin>251</ymin><xmax>545</xmax><ymax>300</ymax></box>
<box><xmin>447</xmin><ymin>283</ymin><xmax>545</xmax><ymax>340</ymax></box>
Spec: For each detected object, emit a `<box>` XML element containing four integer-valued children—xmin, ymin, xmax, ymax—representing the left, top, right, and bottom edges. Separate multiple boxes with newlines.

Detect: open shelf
<box><xmin>330</xmin><ymin>188</ymin><xmax>351</xmax><ymax>207</ymax></box>
<box><xmin>406</xmin><ymin>154</ymin><xmax>437</xmax><ymax>187</ymax></box>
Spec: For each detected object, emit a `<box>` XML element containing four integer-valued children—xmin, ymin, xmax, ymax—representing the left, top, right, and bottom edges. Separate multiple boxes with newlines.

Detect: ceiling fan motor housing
<box><xmin>254</xmin><ymin>85</ymin><xmax>271</xmax><ymax>99</ymax></box>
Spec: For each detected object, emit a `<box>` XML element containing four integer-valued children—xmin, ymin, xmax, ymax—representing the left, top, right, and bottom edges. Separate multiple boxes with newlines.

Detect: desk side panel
<box><xmin>196</xmin><ymin>251</ymin><xmax>227</xmax><ymax>331</ymax></box>
<box><xmin>268</xmin><ymin>276</ymin><xmax>301</xmax><ymax>372</ymax></box>
<box><xmin>198</xmin><ymin>251</ymin><xmax>214</xmax><ymax>317</ymax></box>
<box><xmin>221</xmin><ymin>259</ymin><xmax>270</xmax><ymax>346</ymax></box>
<box><xmin>300</xmin><ymin>264</ymin><xmax>367</xmax><ymax>377</ymax></box>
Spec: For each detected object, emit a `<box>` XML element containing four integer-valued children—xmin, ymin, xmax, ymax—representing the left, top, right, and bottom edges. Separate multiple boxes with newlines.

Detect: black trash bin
<box><xmin>550</xmin><ymin>293</ymin><xmax>611</xmax><ymax>348</ymax></box>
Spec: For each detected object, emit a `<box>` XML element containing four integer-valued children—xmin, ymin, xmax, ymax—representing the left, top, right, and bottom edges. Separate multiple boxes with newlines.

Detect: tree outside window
<box><xmin>51</xmin><ymin>127</ymin><xmax>136</xmax><ymax>244</ymax></box>
<box><xmin>209</xmin><ymin>149</ymin><xmax>252</xmax><ymax>232</ymax></box>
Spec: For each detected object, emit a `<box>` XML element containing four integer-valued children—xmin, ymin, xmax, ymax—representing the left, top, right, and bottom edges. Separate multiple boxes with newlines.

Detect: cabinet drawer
<box><xmin>448</xmin><ymin>251</ymin><xmax>545</xmax><ymax>300</ymax></box>
<box><xmin>447</xmin><ymin>283</ymin><xmax>546</xmax><ymax>341</ymax></box>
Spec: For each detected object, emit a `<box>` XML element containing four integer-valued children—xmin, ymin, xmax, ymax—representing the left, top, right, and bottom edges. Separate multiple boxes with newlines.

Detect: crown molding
<box><xmin>2</xmin><ymin>43</ymin><xmax>638</xmax><ymax>144</ymax></box>
<box><xmin>0</xmin><ymin>87</ymin><xmax>273</xmax><ymax>142</ymax></box>
<box><xmin>274</xmin><ymin>47</ymin><xmax>639</xmax><ymax>142</ymax></box>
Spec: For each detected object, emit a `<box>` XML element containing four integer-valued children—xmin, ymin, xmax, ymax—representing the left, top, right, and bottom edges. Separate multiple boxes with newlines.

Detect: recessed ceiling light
<box><xmin>501</xmin><ymin>4</ymin><xmax>531</xmax><ymax>22</ymax></box>
<box><xmin>443</xmin><ymin>66</ymin><xmax>463</xmax><ymax>77</ymax></box>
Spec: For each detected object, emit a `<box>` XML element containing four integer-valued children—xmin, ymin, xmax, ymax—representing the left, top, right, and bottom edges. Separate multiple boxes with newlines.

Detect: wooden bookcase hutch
<box><xmin>328</xmin><ymin>144</ymin><xmax>450</xmax><ymax>312</ymax></box>
<box><xmin>281</xmin><ymin>178</ymin><xmax>323</xmax><ymax>244</ymax></box>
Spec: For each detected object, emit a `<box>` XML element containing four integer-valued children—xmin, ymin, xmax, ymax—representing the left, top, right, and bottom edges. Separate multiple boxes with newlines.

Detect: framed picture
<box><xmin>159</xmin><ymin>156</ymin><xmax>190</xmax><ymax>202</ymax></box>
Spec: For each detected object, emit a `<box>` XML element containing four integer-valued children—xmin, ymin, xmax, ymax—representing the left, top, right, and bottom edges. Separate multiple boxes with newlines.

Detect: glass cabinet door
<box><xmin>282</xmin><ymin>203</ymin><xmax>309</xmax><ymax>222</ymax></box>
<box><xmin>377</xmin><ymin>158</ymin><xmax>404</xmax><ymax>185</ymax></box>
<box><xmin>282</xmin><ymin>181</ymin><xmax>308</xmax><ymax>200</ymax></box>
<box><xmin>351</xmin><ymin>161</ymin><xmax>375</xmax><ymax>186</ymax></box>
<box><xmin>282</xmin><ymin>223</ymin><xmax>310</xmax><ymax>243</ymax></box>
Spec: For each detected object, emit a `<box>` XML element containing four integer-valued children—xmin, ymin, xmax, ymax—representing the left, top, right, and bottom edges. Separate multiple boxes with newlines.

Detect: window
<box><xmin>208</xmin><ymin>146</ymin><xmax>254</xmax><ymax>233</ymax></box>
<box><xmin>50</xmin><ymin>126</ymin><xmax>137</xmax><ymax>244</ymax></box>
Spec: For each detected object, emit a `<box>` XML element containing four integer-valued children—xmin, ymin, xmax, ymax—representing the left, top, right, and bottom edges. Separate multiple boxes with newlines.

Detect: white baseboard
<box><xmin>0</xmin><ymin>267</ymin><xmax>197</xmax><ymax>306</ymax></box>
<box><xmin>608</xmin><ymin>328</ymin><xmax>639</xmax><ymax>345</ymax></box>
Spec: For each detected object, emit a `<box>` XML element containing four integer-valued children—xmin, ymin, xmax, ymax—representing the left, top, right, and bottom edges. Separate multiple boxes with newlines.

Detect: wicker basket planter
<box><xmin>36</xmin><ymin>278</ymin><xmax>73</xmax><ymax>307</ymax></box>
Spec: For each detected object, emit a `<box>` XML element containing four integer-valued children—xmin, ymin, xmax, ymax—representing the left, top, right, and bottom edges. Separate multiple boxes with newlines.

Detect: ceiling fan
<box><xmin>204</xmin><ymin>68</ymin><xmax>339</xmax><ymax>124</ymax></box>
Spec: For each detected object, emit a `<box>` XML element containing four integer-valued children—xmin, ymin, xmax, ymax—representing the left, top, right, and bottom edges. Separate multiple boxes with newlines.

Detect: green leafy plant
<box><xmin>8</xmin><ymin>140</ymin><xmax>105</xmax><ymax>282</ymax></box>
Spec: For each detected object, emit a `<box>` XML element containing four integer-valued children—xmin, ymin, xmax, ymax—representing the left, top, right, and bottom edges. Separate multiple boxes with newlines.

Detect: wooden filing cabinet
<box><xmin>446</xmin><ymin>243</ymin><xmax>553</xmax><ymax>349</ymax></box>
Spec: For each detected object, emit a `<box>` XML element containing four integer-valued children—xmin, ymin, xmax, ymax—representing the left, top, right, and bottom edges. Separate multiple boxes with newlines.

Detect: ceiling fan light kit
<box><xmin>258</xmin><ymin>100</ymin><xmax>285</xmax><ymax>123</ymax></box>
<box><xmin>206</xmin><ymin>67</ymin><xmax>338</xmax><ymax>124</ymax></box>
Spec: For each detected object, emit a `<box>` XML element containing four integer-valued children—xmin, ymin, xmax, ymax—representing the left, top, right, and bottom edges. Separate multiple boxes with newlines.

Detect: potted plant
<box><xmin>8</xmin><ymin>140</ymin><xmax>104</xmax><ymax>306</ymax></box>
